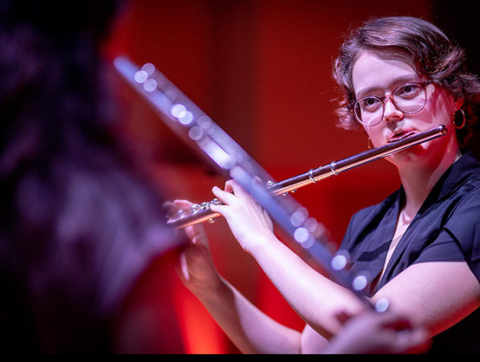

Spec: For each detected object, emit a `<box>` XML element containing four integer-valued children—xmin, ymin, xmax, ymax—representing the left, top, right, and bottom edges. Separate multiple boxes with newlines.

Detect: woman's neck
<box><xmin>397</xmin><ymin>146</ymin><xmax>461</xmax><ymax>217</ymax></box>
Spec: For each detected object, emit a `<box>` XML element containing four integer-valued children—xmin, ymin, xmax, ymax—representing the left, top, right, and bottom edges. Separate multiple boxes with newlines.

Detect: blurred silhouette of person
<box><xmin>325</xmin><ymin>309</ymin><xmax>430</xmax><ymax>354</ymax></box>
<box><xmin>0</xmin><ymin>0</ymin><xmax>185</xmax><ymax>353</ymax></box>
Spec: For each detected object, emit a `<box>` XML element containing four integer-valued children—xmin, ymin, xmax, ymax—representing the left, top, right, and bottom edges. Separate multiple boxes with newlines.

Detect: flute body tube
<box><xmin>169</xmin><ymin>125</ymin><xmax>447</xmax><ymax>228</ymax></box>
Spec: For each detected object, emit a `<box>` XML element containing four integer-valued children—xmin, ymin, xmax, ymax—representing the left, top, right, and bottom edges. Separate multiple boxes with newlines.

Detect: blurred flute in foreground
<box><xmin>169</xmin><ymin>124</ymin><xmax>447</xmax><ymax>229</ymax></box>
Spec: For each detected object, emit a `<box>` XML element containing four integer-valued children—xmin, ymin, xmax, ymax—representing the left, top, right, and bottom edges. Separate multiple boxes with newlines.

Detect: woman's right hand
<box><xmin>209</xmin><ymin>180</ymin><xmax>275</xmax><ymax>255</ymax></box>
<box><xmin>167</xmin><ymin>200</ymin><xmax>223</xmax><ymax>298</ymax></box>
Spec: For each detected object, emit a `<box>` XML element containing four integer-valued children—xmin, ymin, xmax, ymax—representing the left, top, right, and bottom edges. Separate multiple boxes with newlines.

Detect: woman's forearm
<box><xmin>247</xmin><ymin>235</ymin><xmax>367</xmax><ymax>338</ymax></box>
<box><xmin>194</xmin><ymin>276</ymin><xmax>302</xmax><ymax>354</ymax></box>
<box><xmin>208</xmin><ymin>182</ymin><xmax>366</xmax><ymax>340</ymax></box>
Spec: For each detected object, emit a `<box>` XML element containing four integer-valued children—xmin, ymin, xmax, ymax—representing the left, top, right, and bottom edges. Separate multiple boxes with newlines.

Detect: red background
<box><xmin>105</xmin><ymin>0</ymin><xmax>433</xmax><ymax>353</ymax></box>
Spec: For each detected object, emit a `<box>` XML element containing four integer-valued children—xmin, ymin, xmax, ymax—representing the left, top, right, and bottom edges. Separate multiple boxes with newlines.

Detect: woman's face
<box><xmin>351</xmin><ymin>50</ymin><xmax>460</xmax><ymax>167</ymax></box>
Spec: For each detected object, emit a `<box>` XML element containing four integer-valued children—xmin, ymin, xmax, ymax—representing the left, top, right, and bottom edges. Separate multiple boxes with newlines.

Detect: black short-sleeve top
<box><xmin>339</xmin><ymin>151</ymin><xmax>480</xmax><ymax>353</ymax></box>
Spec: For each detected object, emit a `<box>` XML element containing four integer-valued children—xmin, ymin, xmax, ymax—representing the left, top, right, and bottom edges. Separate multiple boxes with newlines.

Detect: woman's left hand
<box><xmin>166</xmin><ymin>200</ymin><xmax>224</xmax><ymax>298</ymax></box>
<box><xmin>210</xmin><ymin>179</ymin><xmax>275</xmax><ymax>254</ymax></box>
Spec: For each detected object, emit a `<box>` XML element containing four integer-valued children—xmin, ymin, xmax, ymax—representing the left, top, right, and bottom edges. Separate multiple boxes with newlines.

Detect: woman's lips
<box><xmin>388</xmin><ymin>130</ymin><xmax>416</xmax><ymax>143</ymax></box>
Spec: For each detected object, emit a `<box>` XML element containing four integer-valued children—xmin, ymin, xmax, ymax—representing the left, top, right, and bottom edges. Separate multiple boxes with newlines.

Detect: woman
<box><xmin>175</xmin><ymin>16</ymin><xmax>480</xmax><ymax>353</ymax></box>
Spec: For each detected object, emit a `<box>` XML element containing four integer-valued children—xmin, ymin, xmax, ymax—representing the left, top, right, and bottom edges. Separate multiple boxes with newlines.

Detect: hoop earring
<box><xmin>454</xmin><ymin>108</ymin><xmax>466</xmax><ymax>129</ymax></box>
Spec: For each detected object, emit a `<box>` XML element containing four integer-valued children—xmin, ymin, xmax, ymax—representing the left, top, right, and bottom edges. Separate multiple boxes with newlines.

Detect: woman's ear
<box><xmin>453</xmin><ymin>97</ymin><xmax>465</xmax><ymax>112</ymax></box>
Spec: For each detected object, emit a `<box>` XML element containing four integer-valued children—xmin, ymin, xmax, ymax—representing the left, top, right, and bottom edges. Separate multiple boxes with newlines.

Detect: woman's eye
<box><xmin>361</xmin><ymin>97</ymin><xmax>381</xmax><ymax>111</ymax></box>
<box><xmin>396</xmin><ymin>84</ymin><xmax>421</xmax><ymax>98</ymax></box>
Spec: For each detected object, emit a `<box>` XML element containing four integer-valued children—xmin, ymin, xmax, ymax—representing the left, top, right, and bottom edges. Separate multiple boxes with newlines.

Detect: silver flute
<box><xmin>169</xmin><ymin>124</ymin><xmax>447</xmax><ymax>228</ymax></box>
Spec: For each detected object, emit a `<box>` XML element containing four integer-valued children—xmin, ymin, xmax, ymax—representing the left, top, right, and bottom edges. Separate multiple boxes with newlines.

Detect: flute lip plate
<box><xmin>387</xmin><ymin>124</ymin><xmax>446</xmax><ymax>144</ymax></box>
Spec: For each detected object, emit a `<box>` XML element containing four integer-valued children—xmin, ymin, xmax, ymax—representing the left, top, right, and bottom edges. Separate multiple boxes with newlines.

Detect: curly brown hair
<box><xmin>333</xmin><ymin>16</ymin><xmax>480</xmax><ymax>147</ymax></box>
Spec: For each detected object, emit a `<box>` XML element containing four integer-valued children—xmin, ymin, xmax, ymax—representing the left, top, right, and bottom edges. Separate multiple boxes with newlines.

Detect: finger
<box><xmin>371</xmin><ymin>311</ymin><xmax>430</xmax><ymax>354</ymax></box>
<box><xmin>375</xmin><ymin>311</ymin><xmax>413</xmax><ymax>331</ymax></box>
<box><xmin>225</xmin><ymin>179</ymin><xmax>250</xmax><ymax>198</ymax></box>
<box><xmin>402</xmin><ymin>329</ymin><xmax>431</xmax><ymax>354</ymax></box>
<box><xmin>163</xmin><ymin>201</ymin><xmax>179</xmax><ymax>215</ymax></box>
<box><xmin>173</xmin><ymin>199</ymin><xmax>194</xmax><ymax>211</ymax></box>
<box><xmin>334</xmin><ymin>309</ymin><xmax>356</xmax><ymax>325</ymax></box>
<box><xmin>263</xmin><ymin>209</ymin><xmax>274</xmax><ymax>230</ymax></box>
<box><xmin>225</xmin><ymin>179</ymin><xmax>262</xmax><ymax>209</ymax></box>
<box><xmin>176</xmin><ymin>245</ymin><xmax>208</xmax><ymax>283</ymax></box>
<box><xmin>394</xmin><ymin>328</ymin><xmax>431</xmax><ymax>354</ymax></box>
<box><xmin>168</xmin><ymin>200</ymin><xmax>209</xmax><ymax>246</ymax></box>
<box><xmin>164</xmin><ymin>199</ymin><xmax>193</xmax><ymax>216</ymax></box>
<box><xmin>183</xmin><ymin>222</ymin><xmax>209</xmax><ymax>245</ymax></box>
<box><xmin>177</xmin><ymin>251</ymin><xmax>191</xmax><ymax>282</ymax></box>
<box><xmin>212</xmin><ymin>186</ymin><xmax>237</xmax><ymax>205</ymax></box>
<box><xmin>165</xmin><ymin>200</ymin><xmax>193</xmax><ymax>224</ymax></box>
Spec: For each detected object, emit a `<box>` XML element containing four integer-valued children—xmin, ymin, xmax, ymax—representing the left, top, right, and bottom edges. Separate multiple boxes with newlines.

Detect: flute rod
<box><xmin>170</xmin><ymin>125</ymin><xmax>447</xmax><ymax>228</ymax></box>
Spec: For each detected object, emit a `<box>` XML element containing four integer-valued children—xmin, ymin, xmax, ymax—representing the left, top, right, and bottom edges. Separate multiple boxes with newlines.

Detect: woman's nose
<box><xmin>383</xmin><ymin>97</ymin><xmax>404</xmax><ymax>123</ymax></box>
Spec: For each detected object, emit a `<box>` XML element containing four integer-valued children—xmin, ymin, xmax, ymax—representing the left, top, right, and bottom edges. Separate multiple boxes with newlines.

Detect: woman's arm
<box><xmin>372</xmin><ymin>261</ymin><xmax>480</xmax><ymax>337</ymax></box>
<box><xmin>210</xmin><ymin>181</ymin><xmax>480</xmax><ymax>340</ymax></box>
<box><xmin>210</xmin><ymin>182</ymin><xmax>369</xmax><ymax>338</ymax></box>
<box><xmin>172</xmin><ymin>200</ymin><xmax>313</xmax><ymax>354</ymax></box>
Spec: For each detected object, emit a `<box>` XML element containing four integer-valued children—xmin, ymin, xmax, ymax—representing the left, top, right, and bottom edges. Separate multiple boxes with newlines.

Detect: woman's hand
<box><xmin>209</xmin><ymin>180</ymin><xmax>275</xmax><ymax>254</ymax></box>
<box><xmin>167</xmin><ymin>200</ymin><xmax>223</xmax><ymax>298</ymax></box>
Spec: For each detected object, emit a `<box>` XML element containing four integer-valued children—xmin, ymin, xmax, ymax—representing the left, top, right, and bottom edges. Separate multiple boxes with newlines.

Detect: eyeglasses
<box><xmin>352</xmin><ymin>81</ymin><xmax>432</xmax><ymax>126</ymax></box>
